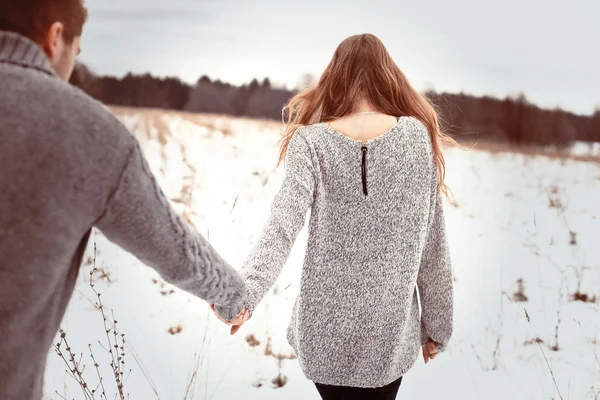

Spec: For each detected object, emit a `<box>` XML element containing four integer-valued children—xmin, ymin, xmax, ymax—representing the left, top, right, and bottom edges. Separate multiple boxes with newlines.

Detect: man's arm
<box><xmin>95</xmin><ymin>139</ymin><xmax>247</xmax><ymax>320</ymax></box>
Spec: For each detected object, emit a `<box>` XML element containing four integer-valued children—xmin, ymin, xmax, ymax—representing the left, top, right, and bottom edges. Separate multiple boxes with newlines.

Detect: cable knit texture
<box><xmin>0</xmin><ymin>31</ymin><xmax>246</xmax><ymax>400</ymax></box>
<box><xmin>216</xmin><ymin>117</ymin><xmax>454</xmax><ymax>388</ymax></box>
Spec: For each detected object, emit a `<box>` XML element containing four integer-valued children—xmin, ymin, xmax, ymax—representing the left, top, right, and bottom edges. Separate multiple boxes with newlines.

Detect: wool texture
<box><xmin>217</xmin><ymin>117</ymin><xmax>454</xmax><ymax>388</ymax></box>
<box><xmin>0</xmin><ymin>31</ymin><xmax>247</xmax><ymax>400</ymax></box>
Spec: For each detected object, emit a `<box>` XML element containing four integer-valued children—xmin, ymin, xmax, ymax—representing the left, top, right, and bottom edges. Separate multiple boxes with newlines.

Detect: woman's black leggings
<box><xmin>314</xmin><ymin>375</ymin><xmax>403</xmax><ymax>400</ymax></box>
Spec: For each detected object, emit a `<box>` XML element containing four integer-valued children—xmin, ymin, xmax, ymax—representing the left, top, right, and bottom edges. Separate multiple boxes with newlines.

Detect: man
<box><xmin>0</xmin><ymin>1</ymin><xmax>248</xmax><ymax>399</ymax></box>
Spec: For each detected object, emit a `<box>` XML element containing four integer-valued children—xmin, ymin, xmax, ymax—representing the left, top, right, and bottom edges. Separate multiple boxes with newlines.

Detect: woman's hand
<box><xmin>422</xmin><ymin>339</ymin><xmax>440</xmax><ymax>364</ymax></box>
<box><xmin>210</xmin><ymin>305</ymin><xmax>249</xmax><ymax>335</ymax></box>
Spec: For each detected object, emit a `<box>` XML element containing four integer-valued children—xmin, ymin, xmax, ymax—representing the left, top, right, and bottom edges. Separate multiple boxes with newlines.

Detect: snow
<box><xmin>570</xmin><ymin>141</ymin><xmax>600</xmax><ymax>157</ymax></box>
<box><xmin>43</xmin><ymin>110</ymin><xmax>600</xmax><ymax>400</ymax></box>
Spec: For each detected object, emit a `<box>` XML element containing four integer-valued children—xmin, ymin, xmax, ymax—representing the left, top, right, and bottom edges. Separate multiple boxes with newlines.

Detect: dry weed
<box><xmin>512</xmin><ymin>278</ymin><xmax>529</xmax><ymax>302</ymax></box>
<box><xmin>167</xmin><ymin>325</ymin><xmax>183</xmax><ymax>335</ymax></box>
<box><xmin>54</xmin><ymin>243</ymin><xmax>130</xmax><ymax>400</ymax></box>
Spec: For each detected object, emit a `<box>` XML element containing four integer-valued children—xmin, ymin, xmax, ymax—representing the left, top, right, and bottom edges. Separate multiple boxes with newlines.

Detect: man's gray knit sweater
<box><xmin>0</xmin><ymin>32</ymin><xmax>247</xmax><ymax>400</ymax></box>
<box><xmin>217</xmin><ymin>118</ymin><xmax>454</xmax><ymax>388</ymax></box>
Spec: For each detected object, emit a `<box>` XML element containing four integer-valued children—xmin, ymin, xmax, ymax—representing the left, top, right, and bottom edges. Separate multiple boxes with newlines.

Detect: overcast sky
<box><xmin>80</xmin><ymin>0</ymin><xmax>598</xmax><ymax>115</ymax></box>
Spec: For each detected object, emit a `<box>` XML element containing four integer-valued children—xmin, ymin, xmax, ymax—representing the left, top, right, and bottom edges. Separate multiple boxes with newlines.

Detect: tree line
<box><xmin>70</xmin><ymin>63</ymin><xmax>599</xmax><ymax>146</ymax></box>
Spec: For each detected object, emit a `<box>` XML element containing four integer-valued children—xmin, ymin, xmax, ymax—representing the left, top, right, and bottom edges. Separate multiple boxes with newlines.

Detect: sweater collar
<box><xmin>0</xmin><ymin>31</ymin><xmax>57</xmax><ymax>77</ymax></box>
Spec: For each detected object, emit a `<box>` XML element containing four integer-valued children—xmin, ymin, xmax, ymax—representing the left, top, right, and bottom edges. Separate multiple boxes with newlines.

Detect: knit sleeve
<box><xmin>95</xmin><ymin>141</ymin><xmax>247</xmax><ymax>321</ymax></box>
<box><xmin>214</xmin><ymin>128</ymin><xmax>315</xmax><ymax>319</ymax></box>
<box><xmin>417</xmin><ymin>159</ymin><xmax>454</xmax><ymax>352</ymax></box>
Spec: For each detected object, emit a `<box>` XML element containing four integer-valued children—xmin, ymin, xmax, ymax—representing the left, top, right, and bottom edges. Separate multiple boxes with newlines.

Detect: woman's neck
<box><xmin>352</xmin><ymin>99</ymin><xmax>379</xmax><ymax>114</ymax></box>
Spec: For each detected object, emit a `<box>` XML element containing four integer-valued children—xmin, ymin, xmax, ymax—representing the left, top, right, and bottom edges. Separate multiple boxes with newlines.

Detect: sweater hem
<box><xmin>288</xmin><ymin>333</ymin><xmax>421</xmax><ymax>389</ymax></box>
<box><xmin>302</xmin><ymin>349</ymin><xmax>419</xmax><ymax>388</ymax></box>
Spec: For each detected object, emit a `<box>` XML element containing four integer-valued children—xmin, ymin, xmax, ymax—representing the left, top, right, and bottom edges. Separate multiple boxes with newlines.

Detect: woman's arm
<box><xmin>214</xmin><ymin>127</ymin><xmax>315</xmax><ymax>319</ymax></box>
<box><xmin>417</xmin><ymin>158</ymin><xmax>454</xmax><ymax>352</ymax></box>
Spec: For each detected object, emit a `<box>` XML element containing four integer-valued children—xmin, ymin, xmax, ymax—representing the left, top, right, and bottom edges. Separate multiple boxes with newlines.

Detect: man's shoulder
<box><xmin>4</xmin><ymin>65</ymin><xmax>137</xmax><ymax>151</ymax></box>
<box><xmin>1</xmin><ymin>66</ymin><xmax>140</xmax><ymax>187</ymax></box>
<box><xmin>46</xmin><ymin>73</ymin><xmax>130</xmax><ymax>134</ymax></box>
<box><xmin>64</xmin><ymin>83</ymin><xmax>132</xmax><ymax>140</ymax></box>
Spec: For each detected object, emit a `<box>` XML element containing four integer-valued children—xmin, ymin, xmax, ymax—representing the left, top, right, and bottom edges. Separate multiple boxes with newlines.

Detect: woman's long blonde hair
<box><xmin>279</xmin><ymin>33</ymin><xmax>455</xmax><ymax>197</ymax></box>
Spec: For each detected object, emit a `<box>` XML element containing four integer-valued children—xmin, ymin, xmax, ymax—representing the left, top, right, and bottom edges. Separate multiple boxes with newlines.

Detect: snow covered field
<box><xmin>570</xmin><ymin>141</ymin><xmax>600</xmax><ymax>158</ymax></box>
<box><xmin>43</xmin><ymin>109</ymin><xmax>600</xmax><ymax>400</ymax></box>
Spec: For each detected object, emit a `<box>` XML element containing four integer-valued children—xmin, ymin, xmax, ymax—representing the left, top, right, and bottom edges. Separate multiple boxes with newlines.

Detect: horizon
<box><xmin>79</xmin><ymin>67</ymin><xmax>597</xmax><ymax>118</ymax></box>
<box><xmin>79</xmin><ymin>0</ymin><xmax>599</xmax><ymax>116</ymax></box>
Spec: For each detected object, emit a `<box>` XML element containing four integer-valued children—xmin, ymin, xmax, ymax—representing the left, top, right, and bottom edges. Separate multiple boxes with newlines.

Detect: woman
<box><xmin>212</xmin><ymin>33</ymin><xmax>454</xmax><ymax>400</ymax></box>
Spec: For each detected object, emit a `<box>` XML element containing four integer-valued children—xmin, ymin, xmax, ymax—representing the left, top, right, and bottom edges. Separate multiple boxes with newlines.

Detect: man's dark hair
<box><xmin>0</xmin><ymin>0</ymin><xmax>88</xmax><ymax>44</ymax></box>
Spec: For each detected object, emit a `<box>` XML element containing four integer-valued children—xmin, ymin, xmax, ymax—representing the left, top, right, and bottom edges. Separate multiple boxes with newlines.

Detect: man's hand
<box><xmin>422</xmin><ymin>339</ymin><xmax>440</xmax><ymax>364</ymax></box>
<box><xmin>210</xmin><ymin>305</ymin><xmax>249</xmax><ymax>335</ymax></box>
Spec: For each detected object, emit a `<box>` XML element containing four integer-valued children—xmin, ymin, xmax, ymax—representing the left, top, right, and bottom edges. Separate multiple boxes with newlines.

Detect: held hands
<box><xmin>209</xmin><ymin>304</ymin><xmax>249</xmax><ymax>335</ymax></box>
<box><xmin>422</xmin><ymin>339</ymin><xmax>440</xmax><ymax>364</ymax></box>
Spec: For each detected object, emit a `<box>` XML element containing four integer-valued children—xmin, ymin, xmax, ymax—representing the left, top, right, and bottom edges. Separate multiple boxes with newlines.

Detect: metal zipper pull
<box><xmin>361</xmin><ymin>145</ymin><xmax>368</xmax><ymax>196</ymax></box>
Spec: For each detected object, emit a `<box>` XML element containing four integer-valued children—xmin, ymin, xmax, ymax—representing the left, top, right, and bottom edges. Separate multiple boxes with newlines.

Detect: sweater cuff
<box><xmin>213</xmin><ymin>301</ymin><xmax>247</xmax><ymax>321</ymax></box>
<box><xmin>420</xmin><ymin>324</ymin><xmax>448</xmax><ymax>352</ymax></box>
<box><xmin>213</xmin><ymin>285</ymin><xmax>253</xmax><ymax>321</ymax></box>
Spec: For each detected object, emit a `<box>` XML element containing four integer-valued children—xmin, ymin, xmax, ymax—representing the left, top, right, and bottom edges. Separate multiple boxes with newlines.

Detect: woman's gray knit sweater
<box><xmin>218</xmin><ymin>116</ymin><xmax>453</xmax><ymax>388</ymax></box>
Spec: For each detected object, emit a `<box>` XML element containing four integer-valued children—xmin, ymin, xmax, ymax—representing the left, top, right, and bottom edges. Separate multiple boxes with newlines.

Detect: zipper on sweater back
<box><xmin>361</xmin><ymin>145</ymin><xmax>368</xmax><ymax>196</ymax></box>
